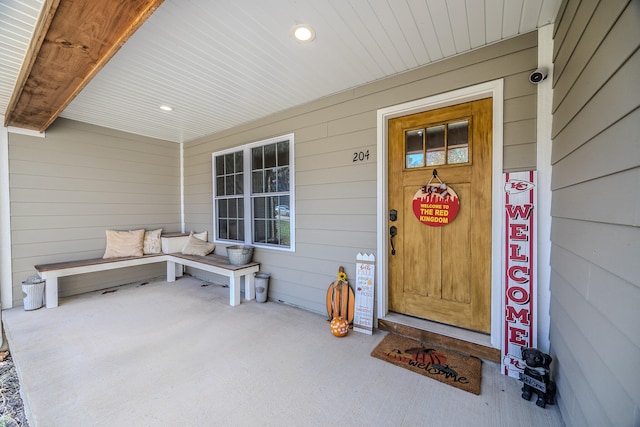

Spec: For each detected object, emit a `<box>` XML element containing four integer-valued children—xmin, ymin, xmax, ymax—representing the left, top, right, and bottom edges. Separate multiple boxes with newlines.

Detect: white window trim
<box><xmin>212</xmin><ymin>133</ymin><xmax>295</xmax><ymax>252</ymax></box>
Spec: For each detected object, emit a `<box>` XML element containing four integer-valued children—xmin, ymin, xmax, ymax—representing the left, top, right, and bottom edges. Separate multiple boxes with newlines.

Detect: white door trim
<box><xmin>376</xmin><ymin>79</ymin><xmax>504</xmax><ymax>349</ymax></box>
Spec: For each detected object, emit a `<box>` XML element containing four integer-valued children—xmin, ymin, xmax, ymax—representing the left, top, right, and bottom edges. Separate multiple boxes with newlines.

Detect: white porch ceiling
<box><xmin>1</xmin><ymin>0</ymin><xmax>562</xmax><ymax>143</ymax></box>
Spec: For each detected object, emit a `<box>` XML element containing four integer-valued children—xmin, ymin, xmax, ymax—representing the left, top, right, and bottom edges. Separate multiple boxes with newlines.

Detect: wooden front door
<box><xmin>388</xmin><ymin>98</ymin><xmax>492</xmax><ymax>333</ymax></box>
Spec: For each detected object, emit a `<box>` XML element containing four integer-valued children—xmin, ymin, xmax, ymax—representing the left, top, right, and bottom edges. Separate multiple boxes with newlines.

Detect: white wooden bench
<box><xmin>35</xmin><ymin>253</ymin><xmax>260</xmax><ymax>308</ymax></box>
<box><xmin>168</xmin><ymin>253</ymin><xmax>259</xmax><ymax>305</ymax></box>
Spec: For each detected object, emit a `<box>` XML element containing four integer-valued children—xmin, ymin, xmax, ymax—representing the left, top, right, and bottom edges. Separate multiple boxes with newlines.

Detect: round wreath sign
<box><xmin>412</xmin><ymin>183</ymin><xmax>460</xmax><ymax>227</ymax></box>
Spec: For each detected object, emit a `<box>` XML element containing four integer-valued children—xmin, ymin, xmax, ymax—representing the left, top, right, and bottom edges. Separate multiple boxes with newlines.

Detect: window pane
<box><xmin>277</xmin><ymin>141</ymin><xmax>289</xmax><ymax>166</ymax></box>
<box><xmin>224</xmin><ymin>153</ymin><xmax>234</xmax><ymax>174</ymax></box>
<box><xmin>265</xmin><ymin>168</ymin><xmax>276</xmax><ymax>192</ymax></box>
<box><xmin>217</xmin><ymin>198</ymin><xmax>243</xmax><ymax>242</ymax></box>
<box><xmin>237</xmin><ymin>198</ymin><xmax>244</xmax><ymax>217</ymax></box>
<box><xmin>218</xmin><ymin>199</ymin><xmax>228</xmax><ymax>217</ymax></box>
<box><xmin>252</xmin><ymin>144</ymin><xmax>289</xmax><ymax>194</ymax></box>
<box><xmin>215</xmin><ymin>152</ymin><xmax>243</xmax><ymax>196</ymax></box>
<box><xmin>235</xmin><ymin>174</ymin><xmax>243</xmax><ymax>195</ymax></box>
<box><xmin>254</xmin><ymin>197</ymin><xmax>267</xmax><ymax>219</ymax></box>
<box><xmin>234</xmin><ymin>152</ymin><xmax>243</xmax><ymax>174</ymax></box>
<box><xmin>254</xmin><ymin>220</ymin><xmax>267</xmax><ymax>244</ymax></box>
<box><xmin>447</xmin><ymin>120</ymin><xmax>468</xmax><ymax>164</ymax></box>
<box><xmin>218</xmin><ymin>198</ymin><xmax>244</xmax><ymax>218</ymax></box>
<box><xmin>275</xmin><ymin>195</ymin><xmax>290</xmax><ymax>218</ymax></box>
<box><xmin>225</xmin><ymin>176</ymin><xmax>234</xmax><ymax>195</ymax></box>
<box><xmin>253</xmin><ymin>196</ymin><xmax>290</xmax><ymax>247</ymax></box>
<box><xmin>263</xmin><ymin>144</ymin><xmax>277</xmax><ymax>168</ymax></box>
<box><xmin>426</xmin><ymin>125</ymin><xmax>445</xmax><ymax>166</ymax></box>
<box><xmin>215</xmin><ymin>156</ymin><xmax>224</xmax><ymax>176</ymax></box>
<box><xmin>215</xmin><ymin>176</ymin><xmax>224</xmax><ymax>196</ymax></box>
<box><xmin>275</xmin><ymin>166</ymin><xmax>289</xmax><ymax>192</ymax></box>
<box><xmin>276</xmin><ymin>218</ymin><xmax>290</xmax><ymax>246</ymax></box>
<box><xmin>252</xmin><ymin>146</ymin><xmax>263</xmax><ymax>171</ymax></box>
<box><xmin>405</xmin><ymin>129</ymin><xmax>424</xmax><ymax>168</ymax></box>
<box><xmin>228</xmin><ymin>199</ymin><xmax>237</xmax><ymax>217</ymax></box>
<box><xmin>229</xmin><ymin>219</ymin><xmax>244</xmax><ymax>241</ymax></box>
<box><xmin>275</xmin><ymin>195</ymin><xmax>290</xmax><ymax>246</ymax></box>
<box><xmin>218</xmin><ymin>218</ymin><xmax>228</xmax><ymax>239</ymax></box>
<box><xmin>220</xmin><ymin>218</ymin><xmax>244</xmax><ymax>241</ymax></box>
<box><xmin>252</xmin><ymin>170</ymin><xmax>264</xmax><ymax>194</ymax></box>
<box><xmin>448</xmin><ymin>148</ymin><xmax>468</xmax><ymax>164</ymax></box>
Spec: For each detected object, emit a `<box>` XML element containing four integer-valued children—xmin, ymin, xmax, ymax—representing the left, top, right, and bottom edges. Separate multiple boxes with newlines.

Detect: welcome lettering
<box><xmin>502</xmin><ymin>172</ymin><xmax>537</xmax><ymax>378</ymax></box>
<box><xmin>407</xmin><ymin>360</ymin><xmax>469</xmax><ymax>384</ymax></box>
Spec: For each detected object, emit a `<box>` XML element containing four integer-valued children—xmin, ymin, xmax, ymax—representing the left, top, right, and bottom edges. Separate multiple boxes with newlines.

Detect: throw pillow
<box><xmin>143</xmin><ymin>228</ymin><xmax>163</xmax><ymax>254</ymax></box>
<box><xmin>181</xmin><ymin>235</ymin><xmax>215</xmax><ymax>256</ymax></box>
<box><xmin>190</xmin><ymin>230</ymin><xmax>208</xmax><ymax>241</ymax></box>
<box><xmin>103</xmin><ymin>229</ymin><xmax>145</xmax><ymax>259</ymax></box>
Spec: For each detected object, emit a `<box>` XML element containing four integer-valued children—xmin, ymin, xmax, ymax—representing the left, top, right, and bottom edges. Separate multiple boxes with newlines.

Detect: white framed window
<box><xmin>212</xmin><ymin>134</ymin><xmax>294</xmax><ymax>251</ymax></box>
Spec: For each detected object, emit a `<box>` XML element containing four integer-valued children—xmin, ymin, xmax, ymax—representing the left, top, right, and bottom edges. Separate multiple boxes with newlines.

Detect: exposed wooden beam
<box><xmin>5</xmin><ymin>0</ymin><xmax>164</xmax><ymax>132</ymax></box>
<box><xmin>3</xmin><ymin>0</ymin><xmax>61</xmax><ymax>130</ymax></box>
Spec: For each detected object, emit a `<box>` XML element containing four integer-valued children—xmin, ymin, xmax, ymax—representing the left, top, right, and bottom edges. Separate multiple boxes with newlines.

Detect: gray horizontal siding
<box><xmin>551</xmin><ymin>168</ymin><xmax>639</xmax><ymax>226</ymax></box>
<box><xmin>183</xmin><ymin>33</ymin><xmax>539</xmax><ymax>315</ymax></box>
<box><xmin>8</xmin><ymin>119</ymin><xmax>181</xmax><ymax>307</ymax></box>
<box><xmin>551</xmin><ymin>108</ymin><xmax>640</xmax><ymax>190</ymax></box>
<box><xmin>549</xmin><ymin>0</ymin><xmax>640</xmax><ymax>426</ymax></box>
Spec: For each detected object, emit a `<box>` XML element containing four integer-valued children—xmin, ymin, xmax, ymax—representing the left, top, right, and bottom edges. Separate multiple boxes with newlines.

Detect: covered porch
<box><xmin>3</xmin><ymin>276</ymin><xmax>563</xmax><ymax>426</ymax></box>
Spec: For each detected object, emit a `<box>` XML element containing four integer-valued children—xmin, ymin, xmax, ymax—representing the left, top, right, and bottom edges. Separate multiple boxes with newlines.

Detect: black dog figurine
<box><xmin>519</xmin><ymin>347</ymin><xmax>556</xmax><ymax>408</ymax></box>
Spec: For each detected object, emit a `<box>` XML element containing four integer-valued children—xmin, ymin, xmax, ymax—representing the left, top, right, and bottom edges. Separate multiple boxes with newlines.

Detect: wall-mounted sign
<box><xmin>412</xmin><ymin>183</ymin><xmax>460</xmax><ymax>226</ymax></box>
<box><xmin>502</xmin><ymin>171</ymin><xmax>537</xmax><ymax>378</ymax></box>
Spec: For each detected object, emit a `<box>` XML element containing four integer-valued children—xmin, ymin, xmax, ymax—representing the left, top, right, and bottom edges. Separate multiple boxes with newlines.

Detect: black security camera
<box><xmin>529</xmin><ymin>68</ymin><xmax>548</xmax><ymax>84</ymax></box>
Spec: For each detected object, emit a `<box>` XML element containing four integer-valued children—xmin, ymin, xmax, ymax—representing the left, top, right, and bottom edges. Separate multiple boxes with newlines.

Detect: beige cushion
<box><xmin>190</xmin><ymin>230</ymin><xmax>208</xmax><ymax>241</ymax></box>
<box><xmin>161</xmin><ymin>235</ymin><xmax>189</xmax><ymax>254</ymax></box>
<box><xmin>181</xmin><ymin>235</ymin><xmax>216</xmax><ymax>256</ymax></box>
<box><xmin>103</xmin><ymin>229</ymin><xmax>145</xmax><ymax>259</ymax></box>
<box><xmin>143</xmin><ymin>228</ymin><xmax>163</xmax><ymax>254</ymax></box>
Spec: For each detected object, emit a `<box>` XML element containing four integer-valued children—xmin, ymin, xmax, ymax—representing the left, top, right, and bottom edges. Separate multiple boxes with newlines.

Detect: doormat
<box><xmin>371</xmin><ymin>334</ymin><xmax>482</xmax><ymax>395</ymax></box>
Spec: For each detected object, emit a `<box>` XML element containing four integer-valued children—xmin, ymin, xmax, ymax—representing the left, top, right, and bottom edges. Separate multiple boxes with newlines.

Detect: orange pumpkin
<box><xmin>330</xmin><ymin>317</ymin><xmax>349</xmax><ymax>337</ymax></box>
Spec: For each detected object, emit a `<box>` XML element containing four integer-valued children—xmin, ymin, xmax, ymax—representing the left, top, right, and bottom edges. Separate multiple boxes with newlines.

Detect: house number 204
<box><xmin>353</xmin><ymin>150</ymin><xmax>370</xmax><ymax>162</ymax></box>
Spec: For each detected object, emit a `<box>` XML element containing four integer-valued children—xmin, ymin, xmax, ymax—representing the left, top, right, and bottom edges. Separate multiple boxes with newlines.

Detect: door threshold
<box><xmin>378</xmin><ymin>313</ymin><xmax>501</xmax><ymax>363</ymax></box>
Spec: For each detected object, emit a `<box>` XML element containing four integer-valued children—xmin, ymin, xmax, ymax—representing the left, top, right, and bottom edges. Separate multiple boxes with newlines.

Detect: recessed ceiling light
<box><xmin>291</xmin><ymin>24</ymin><xmax>315</xmax><ymax>43</ymax></box>
<box><xmin>159</xmin><ymin>104</ymin><xmax>173</xmax><ymax>111</ymax></box>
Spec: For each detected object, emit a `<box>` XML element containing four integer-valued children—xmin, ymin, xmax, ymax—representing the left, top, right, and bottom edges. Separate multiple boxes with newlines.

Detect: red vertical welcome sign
<box><xmin>502</xmin><ymin>171</ymin><xmax>537</xmax><ymax>378</ymax></box>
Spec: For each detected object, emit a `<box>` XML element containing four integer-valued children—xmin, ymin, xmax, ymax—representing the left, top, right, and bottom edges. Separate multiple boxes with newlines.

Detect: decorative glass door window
<box><xmin>405</xmin><ymin>120</ymin><xmax>469</xmax><ymax>168</ymax></box>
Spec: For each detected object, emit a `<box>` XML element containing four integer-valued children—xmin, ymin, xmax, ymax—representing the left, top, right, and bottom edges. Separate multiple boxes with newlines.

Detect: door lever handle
<box><xmin>389</xmin><ymin>226</ymin><xmax>397</xmax><ymax>256</ymax></box>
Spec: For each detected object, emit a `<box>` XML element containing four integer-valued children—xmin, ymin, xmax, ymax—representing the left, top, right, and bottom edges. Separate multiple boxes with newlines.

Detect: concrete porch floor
<box><xmin>2</xmin><ymin>277</ymin><xmax>564</xmax><ymax>426</ymax></box>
